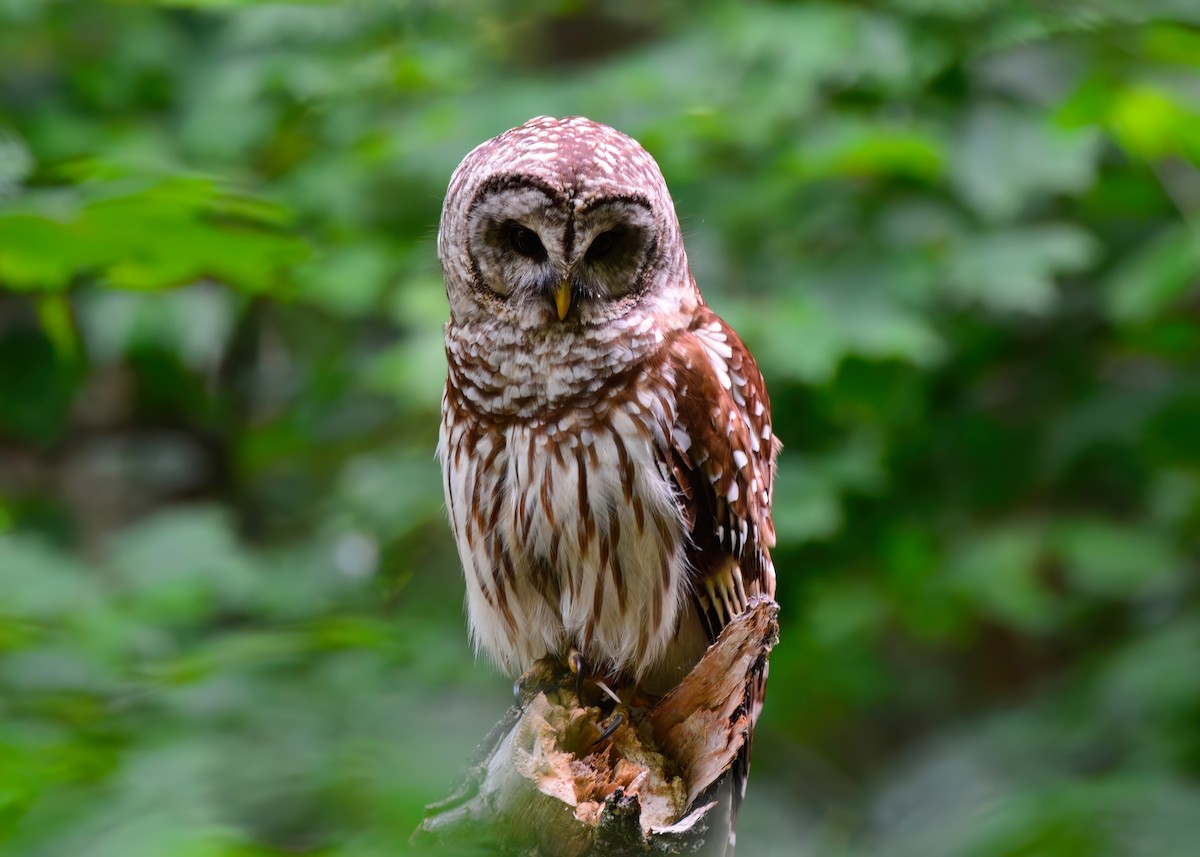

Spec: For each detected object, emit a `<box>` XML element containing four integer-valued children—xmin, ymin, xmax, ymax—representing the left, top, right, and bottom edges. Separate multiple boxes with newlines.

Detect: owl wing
<box><xmin>668</xmin><ymin>306</ymin><xmax>779</xmax><ymax>633</ymax></box>
<box><xmin>665</xmin><ymin>304</ymin><xmax>781</xmax><ymax>827</ymax></box>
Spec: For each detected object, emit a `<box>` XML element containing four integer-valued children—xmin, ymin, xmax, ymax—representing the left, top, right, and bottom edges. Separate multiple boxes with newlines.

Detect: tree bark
<box><xmin>412</xmin><ymin>597</ymin><xmax>779</xmax><ymax>855</ymax></box>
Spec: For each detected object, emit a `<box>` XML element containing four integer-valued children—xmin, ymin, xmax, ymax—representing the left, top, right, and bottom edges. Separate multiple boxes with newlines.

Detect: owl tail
<box><xmin>724</xmin><ymin>649</ymin><xmax>768</xmax><ymax>855</ymax></box>
<box><xmin>651</xmin><ymin>597</ymin><xmax>778</xmax><ymax>855</ymax></box>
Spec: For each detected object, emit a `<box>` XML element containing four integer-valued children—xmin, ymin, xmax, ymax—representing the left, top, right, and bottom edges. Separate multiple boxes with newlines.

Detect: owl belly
<box><xmin>441</xmin><ymin>387</ymin><xmax>690</xmax><ymax>681</ymax></box>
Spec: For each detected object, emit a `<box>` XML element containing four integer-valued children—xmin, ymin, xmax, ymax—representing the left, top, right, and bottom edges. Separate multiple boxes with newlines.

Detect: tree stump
<box><xmin>412</xmin><ymin>597</ymin><xmax>780</xmax><ymax>855</ymax></box>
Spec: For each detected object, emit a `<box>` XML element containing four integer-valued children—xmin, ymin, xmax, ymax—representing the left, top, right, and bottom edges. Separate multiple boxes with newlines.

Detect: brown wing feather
<box><xmin>665</xmin><ymin>305</ymin><xmax>780</xmax><ymax>837</ymax></box>
<box><xmin>668</xmin><ymin>306</ymin><xmax>779</xmax><ymax>632</ymax></box>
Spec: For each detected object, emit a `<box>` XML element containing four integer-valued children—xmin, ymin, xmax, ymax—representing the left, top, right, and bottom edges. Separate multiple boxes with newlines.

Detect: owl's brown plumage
<box><xmin>437</xmin><ymin>116</ymin><xmax>780</xmax><ymax>829</ymax></box>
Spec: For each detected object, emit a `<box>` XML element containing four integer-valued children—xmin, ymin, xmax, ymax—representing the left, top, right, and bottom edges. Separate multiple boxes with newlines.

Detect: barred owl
<box><xmin>437</xmin><ymin>116</ymin><xmax>780</xmax><ymax>809</ymax></box>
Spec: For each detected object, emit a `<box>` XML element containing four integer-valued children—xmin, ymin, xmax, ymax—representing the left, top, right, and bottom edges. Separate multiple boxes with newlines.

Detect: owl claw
<box><xmin>566</xmin><ymin>648</ymin><xmax>585</xmax><ymax>700</ymax></box>
<box><xmin>594</xmin><ymin>710</ymin><xmax>624</xmax><ymax>746</ymax></box>
<box><xmin>513</xmin><ymin>656</ymin><xmax>567</xmax><ymax>705</ymax></box>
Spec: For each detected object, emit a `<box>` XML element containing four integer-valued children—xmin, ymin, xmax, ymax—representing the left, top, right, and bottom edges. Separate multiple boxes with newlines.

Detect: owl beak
<box><xmin>553</xmin><ymin>279</ymin><xmax>572</xmax><ymax>321</ymax></box>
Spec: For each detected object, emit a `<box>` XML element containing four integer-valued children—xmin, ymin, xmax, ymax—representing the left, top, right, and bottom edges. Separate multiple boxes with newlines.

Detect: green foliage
<box><xmin>2</xmin><ymin>1</ymin><xmax>1198</xmax><ymax>854</ymax></box>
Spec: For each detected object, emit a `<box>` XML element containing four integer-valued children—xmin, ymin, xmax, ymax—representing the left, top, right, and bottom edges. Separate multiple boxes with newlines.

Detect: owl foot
<box><xmin>513</xmin><ymin>656</ymin><xmax>569</xmax><ymax>706</ymax></box>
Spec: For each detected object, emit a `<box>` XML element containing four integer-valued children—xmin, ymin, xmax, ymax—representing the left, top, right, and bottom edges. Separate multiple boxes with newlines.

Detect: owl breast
<box><xmin>439</xmin><ymin>355</ymin><xmax>696</xmax><ymax>683</ymax></box>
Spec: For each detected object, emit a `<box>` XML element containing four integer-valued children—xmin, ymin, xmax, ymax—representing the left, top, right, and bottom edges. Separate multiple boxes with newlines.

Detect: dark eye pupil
<box><xmin>586</xmin><ymin>230</ymin><xmax>616</xmax><ymax>260</ymax></box>
<box><xmin>509</xmin><ymin>226</ymin><xmax>544</xmax><ymax>259</ymax></box>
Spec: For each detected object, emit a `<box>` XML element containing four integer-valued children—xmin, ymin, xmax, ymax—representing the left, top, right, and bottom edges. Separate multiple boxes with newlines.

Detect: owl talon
<box><xmin>566</xmin><ymin>648</ymin><xmax>586</xmax><ymax>701</ymax></box>
<box><xmin>594</xmin><ymin>710</ymin><xmax>624</xmax><ymax>745</ymax></box>
<box><xmin>513</xmin><ymin>657</ymin><xmax>565</xmax><ymax>705</ymax></box>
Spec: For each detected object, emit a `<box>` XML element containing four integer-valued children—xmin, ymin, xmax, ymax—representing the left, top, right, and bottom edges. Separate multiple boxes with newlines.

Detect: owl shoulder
<box><xmin>664</xmin><ymin>307</ymin><xmax>780</xmax><ymax>561</ymax></box>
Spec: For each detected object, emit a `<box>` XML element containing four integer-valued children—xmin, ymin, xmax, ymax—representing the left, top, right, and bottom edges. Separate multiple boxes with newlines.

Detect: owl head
<box><xmin>438</xmin><ymin>116</ymin><xmax>699</xmax><ymax>334</ymax></box>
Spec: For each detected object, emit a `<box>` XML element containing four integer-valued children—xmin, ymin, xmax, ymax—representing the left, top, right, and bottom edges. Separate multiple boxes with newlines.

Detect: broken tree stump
<box><xmin>412</xmin><ymin>596</ymin><xmax>780</xmax><ymax>856</ymax></box>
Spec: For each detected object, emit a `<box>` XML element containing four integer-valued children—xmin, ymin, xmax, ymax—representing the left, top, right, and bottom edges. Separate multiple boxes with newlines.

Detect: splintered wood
<box><xmin>512</xmin><ymin>692</ymin><xmax>685</xmax><ymax>831</ymax></box>
<box><xmin>414</xmin><ymin>597</ymin><xmax>779</xmax><ymax>856</ymax></box>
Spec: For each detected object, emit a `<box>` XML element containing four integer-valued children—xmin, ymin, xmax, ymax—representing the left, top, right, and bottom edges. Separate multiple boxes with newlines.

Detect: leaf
<box><xmin>35</xmin><ymin>294</ymin><xmax>79</xmax><ymax>361</ymax></box>
<box><xmin>1105</xmin><ymin>222</ymin><xmax>1200</xmax><ymax>323</ymax></box>
<box><xmin>0</xmin><ymin>178</ymin><xmax>307</xmax><ymax>293</ymax></box>
<box><xmin>294</xmin><ymin>242</ymin><xmax>394</xmax><ymax>317</ymax></box>
<box><xmin>770</xmin><ymin>432</ymin><xmax>887</xmax><ymax>546</ymax></box>
<box><xmin>105</xmin><ymin>508</ymin><xmax>262</xmax><ymax>622</ymax></box>
<box><xmin>805</xmin><ymin>581</ymin><xmax>890</xmax><ymax>650</ymax></box>
<box><xmin>942</xmin><ymin>224</ymin><xmax>1099</xmax><ymax>314</ymax></box>
<box><xmin>745</xmin><ymin>287</ymin><xmax>945</xmax><ymax>384</ymax></box>
<box><xmin>0</xmin><ymin>128</ymin><xmax>33</xmax><ymax>199</ymax></box>
<box><xmin>0</xmin><ymin>210</ymin><xmax>88</xmax><ymax>290</ymax></box>
<box><xmin>951</xmin><ymin>104</ymin><xmax>1103</xmax><ymax>221</ymax></box>
<box><xmin>1107</xmin><ymin>84</ymin><xmax>1200</xmax><ymax>162</ymax></box>
<box><xmin>787</xmin><ymin>118</ymin><xmax>946</xmax><ymax>181</ymax></box>
<box><xmin>0</xmin><ymin>536</ymin><xmax>99</xmax><ymax>622</ymax></box>
<box><xmin>1051</xmin><ymin>519</ymin><xmax>1183</xmax><ymax>598</ymax></box>
<box><xmin>946</xmin><ymin>524</ymin><xmax>1057</xmax><ymax>633</ymax></box>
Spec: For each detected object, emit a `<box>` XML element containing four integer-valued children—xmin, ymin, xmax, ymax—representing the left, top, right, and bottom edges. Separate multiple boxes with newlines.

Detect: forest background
<box><xmin>2</xmin><ymin>1</ymin><xmax>1199</xmax><ymax>854</ymax></box>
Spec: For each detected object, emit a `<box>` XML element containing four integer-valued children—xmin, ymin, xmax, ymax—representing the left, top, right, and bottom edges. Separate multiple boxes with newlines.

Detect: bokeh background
<box><xmin>2</xmin><ymin>1</ymin><xmax>1199</xmax><ymax>854</ymax></box>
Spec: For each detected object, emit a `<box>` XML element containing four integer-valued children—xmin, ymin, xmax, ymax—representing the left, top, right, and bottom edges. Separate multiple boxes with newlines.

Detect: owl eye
<box><xmin>585</xmin><ymin>229</ymin><xmax>618</xmax><ymax>261</ymax></box>
<box><xmin>508</xmin><ymin>225</ymin><xmax>546</xmax><ymax>260</ymax></box>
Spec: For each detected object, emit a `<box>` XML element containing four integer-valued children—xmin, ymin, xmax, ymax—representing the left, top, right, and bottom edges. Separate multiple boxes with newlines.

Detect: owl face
<box><xmin>439</xmin><ymin>117</ymin><xmax>696</xmax><ymax>334</ymax></box>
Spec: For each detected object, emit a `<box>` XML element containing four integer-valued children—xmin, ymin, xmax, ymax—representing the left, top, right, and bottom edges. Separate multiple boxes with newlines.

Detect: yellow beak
<box><xmin>553</xmin><ymin>280</ymin><xmax>572</xmax><ymax>321</ymax></box>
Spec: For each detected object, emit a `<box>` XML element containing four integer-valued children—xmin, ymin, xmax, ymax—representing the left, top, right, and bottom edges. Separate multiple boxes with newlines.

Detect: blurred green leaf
<box><xmin>35</xmin><ymin>294</ymin><xmax>79</xmax><ymax>360</ymax></box>
<box><xmin>106</xmin><ymin>508</ymin><xmax>261</xmax><ymax>622</ymax></box>
<box><xmin>0</xmin><ymin>128</ymin><xmax>32</xmax><ymax>199</ymax></box>
<box><xmin>0</xmin><ymin>178</ymin><xmax>308</xmax><ymax>292</ymax></box>
<box><xmin>951</xmin><ymin>105</ymin><xmax>1102</xmax><ymax>221</ymax></box>
<box><xmin>750</xmin><ymin>289</ymin><xmax>945</xmax><ymax>383</ymax></box>
<box><xmin>295</xmin><ymin>243</ymin><xmax>393</xmax><ymax>317</ymax></box>
<box><xmin>0</xmin><ymin>536</ymin><xmax>99</xmax><ymax>622</ymax></box>
<box><xmin>1052</xmin><ymin>518</ymin><xmax>1183</xmax><ymax>598</ymax></box>
<box><xmin>1106</xmin><ymin>222</ymin><xmax>1200</xmax><ymax>322</ymax></box>
<box><xmin>942</xmin><ymin>224</ymin><xmax>1099</xmax><ymax>314</ymax></box>
<box><xmin>789</xmin><ymin>119</ymin><xmax>946</xmax><ymax>181</ymax></box>
<box><xmin>1108</xmin><ymin>84</ymin><xmax>1200</xmax><ymax>162</ymax></box>
<box><xmin>946</xmin><ymin>524</ymin><xmax>1057</xmax><ymax>633</ymax></box>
